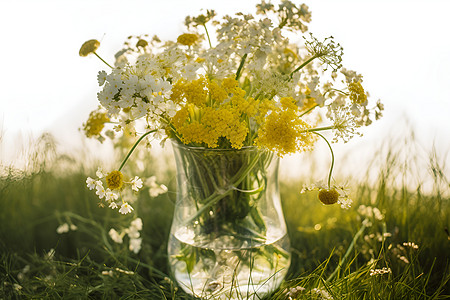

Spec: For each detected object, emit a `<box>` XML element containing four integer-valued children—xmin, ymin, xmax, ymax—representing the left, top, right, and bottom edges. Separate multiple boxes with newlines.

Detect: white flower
<box><xmin>95</xmin><ymin>184</ymin><xmax>106</xmax><ymax>199</ymax></box>
<box><xmin>101</xmin><ymin>270</ymin><xmax>114</xmax><ymax>277</ymax></box>
<box><xmin>86</xmin><ymin>177</ymin><xmax>96</xmax><ymax>190</ymax></box>
<box><xmin>130</xmin><ymin>218</ymin><xmax>143</xmax><ymax>231</ymax></box>
<box><xmin>301</xmin><ymin>181</ymin><xmax>352</xmax><ymax>209</ymax></box>
<box><xmin>46</xmin><ymin>248</ymin><xmax>55</xmax><ymax>260</ymax></box>
<box><xmin>119</xmin><ymin>202</ymin><xmax>134</xmax><ymax>214</ymax></box>
<box><xmin>96</xmin><ymin>167</ymin><xmax>105</xmax><ymax>178</ymax></box>
<box><xmin>131</xmin><ymin>176</ymin><xmax>143</xmax><ymax>192</ymax></box>
<box><xmin>369</xmin><ymin>267</ymin><xmax>391</xmax><ymax>276</ymax></box>
<box><xmin>105</xmin><ymin>189</ymin><xmax>119</xmax><ymax>202</ymax></box>
<box><xmin>108</xmin><ymin>228</ymin><xmax>123</xmax><ymax>244</ymax></box>
<box><xmin>129</xmin><ymin>238</ymin><xmax>142</xmax><ymax>254</ymax></box>
<box><xmin>97</xmin><ymin>70</ymin><xmax>107</xmax><ymax>86</ymax></box>
<box><xmin>311</xmin><ymin>288</ymin><xmax>333</xmax><ymax>300</ymax></box>
<box><xmin>108</xmin><ymin>201</ymin><xmax>119</xmax><ymax>209</ymax></box>
<box><xmin>126</xmin><ymin>227</ymin><xmax>140</xmax><ymax>239</ymax></box>
<box><xmin>70</xmin><ymin>224</ymin><xmax>78</xmax><ymax>231</ymax></box>
<box><xmin>146</xmin><ymin>176</ymin><xmax>168</xmax><ymax>197</ymax></box>
<box><xmin>402</xmin><ymin>242</ymin><xmax>419</xmax><ymax>249</ymax></box>
<box><xmin>56</xmin><ymin>223</ymin><xmax>69</xmax><ymax>234</ymax></box>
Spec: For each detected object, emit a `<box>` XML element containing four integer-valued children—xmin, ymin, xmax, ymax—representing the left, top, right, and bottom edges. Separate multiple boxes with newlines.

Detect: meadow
<box><xmin>0</xmin><ymin>132</ymin><xmax>449</xmax><ymax>299</ymax></box>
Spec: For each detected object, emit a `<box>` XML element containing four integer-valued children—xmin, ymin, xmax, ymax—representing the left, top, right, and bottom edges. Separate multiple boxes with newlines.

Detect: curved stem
<box><xmin>118</xmin><ymin>129</ymin><xmax>157</xmax><ymax>171</ymax></box>
<box><xmin>300</xmin><ymin>104</ymin><xmax>319</xmax><ymax>117</ymax></box>
<box><xmin>312</xmin><ymin>132</ymin><xmax>334</xmax><ymax>188</ymax></box>
<box><xmin>94</xmin><ymin>52</ymin><xmax>114</xmax><ymax>69</ymax></box>
<box><xmin>289</xmin><ymin>55</ymin><xmax>317</xmax><ymax>79</ymax></box>
<box><xmin>203</xmin><ymin>24</ymin><xmax>212</xmax><ymax>48</ymax></box>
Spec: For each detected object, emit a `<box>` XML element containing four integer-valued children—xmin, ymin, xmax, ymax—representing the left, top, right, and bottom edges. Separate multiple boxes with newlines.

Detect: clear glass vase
<box><xmin>168</xmin><ymin>141</ymin><xmax>291</xmax><ymax>299</ymax></box>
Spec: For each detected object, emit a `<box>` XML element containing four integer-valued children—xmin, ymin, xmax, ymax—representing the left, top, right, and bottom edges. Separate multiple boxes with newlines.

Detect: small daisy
<box><xmin>105</xmin><ymin>189</ymin><xmax>119</xmax><ymax>202</ymax></box>
<box><xmin>301</xmin><ymin>181</ymin><xmax>352</xmax><ymax>209</ymax></box>
<box><xmin>96</xmin><ymin>167</ymin><xmax>105</xmax><ymax>179</ymax></box>
<box><xmin>86</xmin><ymin>177</ymin><xmax>97</xmax><ymax>190</ymax></box>
<box><xmin>95</xmin><ymin>184</ymin><xmax>106</xmax><ymax>199</ymax></box>
<box><xmin>119</xmin><ymin>202</ymin><xmax>134</xmax><ymax>214</ymax></box>
<box><xmin>130</xmin><ymin>176</ymin><xmax>143</xmax><ymax>192</ymax></box>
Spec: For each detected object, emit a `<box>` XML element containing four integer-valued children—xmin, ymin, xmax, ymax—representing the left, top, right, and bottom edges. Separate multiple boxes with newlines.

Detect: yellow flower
<box><xmin>82</xmin><ymin>110</ymin><xmax>110</xmax><ymax>138</ymax></box>
<box><xmin>348</xmin><ymin>80</ymin><xmax>367</xmax><ymax>104</ymax></box>
<box><xmin>208</xmin><ymin>80</ymin><xmax>228</xmax><ymax>103</ymax></box>
<box><xmin>79</xmin><ymin>39</ymin><xmax>100</xmax><ymax>57</ymax></box>
<box><xmin>318</xmin><ymin>188</ymin><xmax>339</xmax><ymax>205</ymax></box>
<box><xmin>177</xmin><ymin>33</ymin><xmax>199</xmax><ymax>46</ymax></box>
<box><xmin>106</xmin><ymin>170</ymin><xmax>124</xmax><ymax>190</ymax></box>
<box><xmin>171</xmin><ymin>77</ymin><xmax>208</xmax><ymax>106</ymax></box>
<box><xmin>255</xmin><ymin>97</ymin><xmax>315</xmax><ymax>156</ymax></box>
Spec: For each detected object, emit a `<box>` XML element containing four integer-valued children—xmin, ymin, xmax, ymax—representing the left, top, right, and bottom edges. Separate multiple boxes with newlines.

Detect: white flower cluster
<box><xmin>301</xmin><ymin>181</ymin><xmax>353</xmax><ymax>209</ymax></box>
<box><xmin>402</xmin><ymin>242</ymin><xmax>419</xmax><ymax>249</ymax></box>
<box><xmin>311</xmin><ymin>288</ymin><xmax>334</xmax><ymax>300</ymax></box>
<box><xmin>56</xmin><ymin>223</ymin><xmax>78</xmax><ymax>234</ymax></box>
<box><xmin>284</xmin><ymin>285</ymin><xmax>306</xmax><ymax>300</ymax></box>
<box><xmin>86</xmin><ymin>167</ymin><xmax>143</xmax><ymax>214</ymax></box>
<box><xmin>369</xmin><ymin>267</ymin><xmax>392</xmax><ymax>276</ymax></box>
<box><xmin>146</xmin><ymin>176</ymin><xmax>168</xmax><ymax>197</ymax></box>
<box><xmin>109</xmin><ymin>218</ymin><xmax>143</xmax><ymax>254</ymax></box>
<box><xmin>358</xmin><ymin>205</ymin><xmax>384</xmax><ymax>226</ymax></box>
<box><xmin>284</xmin><ymin>286</ymin><xmax>333</xmax><ymax>300</ymax></box>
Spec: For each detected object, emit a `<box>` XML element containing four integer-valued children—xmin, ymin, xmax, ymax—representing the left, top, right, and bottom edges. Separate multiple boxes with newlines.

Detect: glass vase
<box><xmin>168</xmin><ymin>141</ymin><xmax>291</xmax><ymax>299</ymax></box>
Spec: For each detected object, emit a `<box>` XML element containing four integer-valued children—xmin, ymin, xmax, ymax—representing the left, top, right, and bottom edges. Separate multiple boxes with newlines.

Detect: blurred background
<box><xmin>1</xmin><ymin>2</ymin><xmax>449</xmax><ymax>298</ymax></box>
<box><xmin>1</xmin><ymin>0</ymin><xmax>449</xmax><ymax>184</ymax></box>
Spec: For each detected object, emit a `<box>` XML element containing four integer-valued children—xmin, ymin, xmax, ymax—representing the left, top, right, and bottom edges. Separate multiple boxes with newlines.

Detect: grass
<box><xmin>0</xmin><ymin>132</ymin><xmax>449</xmax><ymax>299</ymax></box>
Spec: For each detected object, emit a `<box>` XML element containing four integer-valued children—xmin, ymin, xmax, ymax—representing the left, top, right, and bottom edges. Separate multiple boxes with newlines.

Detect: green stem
<box><xmin>303</xmin><ymin>125</ymin><xmax>334</xmax><ymax>133</ymax></box>
<box><xmin>118</xmin><ymin>129</ymin><xmax>157</xmax><ymax>171</ymax></box>
<box><xmin>326</xmin><ymin>223</ymin><xmax>367</xmax><ymax>282</ymax></box>
<box><xmin>235</xmin><ymin>53</ymin><xmax>248</xmax><ymax>81</ymax></box>
<box><xmin>183</xmin><ymin>150</ymin><xmax>264</xmax><ymax>224</ymax></box>
<box><xmin>289</xmin><ymin>55</ymin><xmax>318</xmax><ymax>79</ymax></box>
<box><xmin>94</xmin><ymin>52</ymin><xmax>114</xmax><ymax>69</ymax></box>
<box><xmin>203</xmin><ymin>24</ymin><xmax>212</xmax><ymax>48</ymax></box>
<box><xmin>312</xmin><ymin>132</ymin><xmax>334</xmax><ymax>189</ymax></box>
<box><xmin>300</xmin><ymin>104</ymin><xmax>319</xmax><ymax>117</ymax></box>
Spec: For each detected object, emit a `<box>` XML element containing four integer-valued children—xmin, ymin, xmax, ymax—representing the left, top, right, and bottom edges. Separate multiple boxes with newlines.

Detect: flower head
<box><xmin>302</xmin><ymin>181</ymin><xmax>352</xmax><ymax>209</ymax></box>
<box><xmin>106</xmin><ymin>170</ymin><xmax>124</xmax><ymax>190</ymax></box>
<box><xmin>82</xmin><ymin>109</ymin><xmax>110</xmax><ymax>138</ymax></box>
<box><xmin>348</xmin><ymin>80</ymin><xmax>367</xmax><ymax>105</ymax></box>
<box><xmin>318</xmin><ymin>188</ymin><xmax>339</xmax><ymax>205</ymax></box>
<box><xmin>79</xmin><ymin>39</ymin><xmax>100</xmax><ymax>57</ymax></box>
<box><xmin>177</xmin><ymin>33</ymin><xmax>199</xmax><ymax>46</ymax></box>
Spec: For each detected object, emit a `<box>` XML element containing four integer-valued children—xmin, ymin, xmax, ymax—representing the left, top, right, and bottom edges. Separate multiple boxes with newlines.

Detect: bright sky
<box><xmin>1</xmin><ymin>0</ymin><xmax>450</xmax><ymax>175</ymax></box>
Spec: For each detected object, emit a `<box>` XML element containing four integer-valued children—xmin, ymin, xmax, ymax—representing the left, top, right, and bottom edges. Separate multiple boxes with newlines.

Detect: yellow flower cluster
<box><xmin>177</xmin><ymin>33</ymin><xmax>199</xmax><ymax>46</ymax></box>
<box><xmin>348</xmin><ymin>81</ymin><xmax>367</xmax><ymax>104</ymax></box>
<box><xmin>82</xmin><ymin>110</ymin><xmax>110</xmax><ymax>138</ymax></box>
<box><xmin>171</xmin><ymin>77</ymin><xmax>208</xmax><ymax>106</ymax></box>
<box><xmin>255</xmin><ymin>97</ymin><xmax>315</xmax><ymax>156</ymax></box>
<box><xmin>170</xmin><ymin>77</ymin><xmax>259</xmax><ymax>148</ymax></box>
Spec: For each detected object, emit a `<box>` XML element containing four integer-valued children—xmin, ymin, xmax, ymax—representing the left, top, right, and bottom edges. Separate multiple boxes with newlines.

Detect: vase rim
<box><xmin>170</xmin><ymin>139</ymin><xmax>260</xmax><ymax>152</ymax></box>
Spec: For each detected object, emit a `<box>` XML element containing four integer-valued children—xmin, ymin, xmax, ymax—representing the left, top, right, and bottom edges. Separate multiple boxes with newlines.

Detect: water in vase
<box><xmin>168</xmin><ymin>226</ymin><xmax>290</xmax><ymax>300</ymax></box>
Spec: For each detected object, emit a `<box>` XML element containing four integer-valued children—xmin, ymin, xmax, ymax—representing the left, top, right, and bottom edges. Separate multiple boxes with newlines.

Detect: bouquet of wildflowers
<box><xmin>80</xmin><ymin>0</ymin><xmax>382</xmax><ymax>215</ymax></box>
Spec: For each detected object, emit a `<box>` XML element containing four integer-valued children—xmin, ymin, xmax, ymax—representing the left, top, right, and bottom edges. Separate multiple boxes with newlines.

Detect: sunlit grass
<box><xmin>1</xmin><ymin>133</ymin><xmax>449</xmax><ymax>299</ymax></box>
